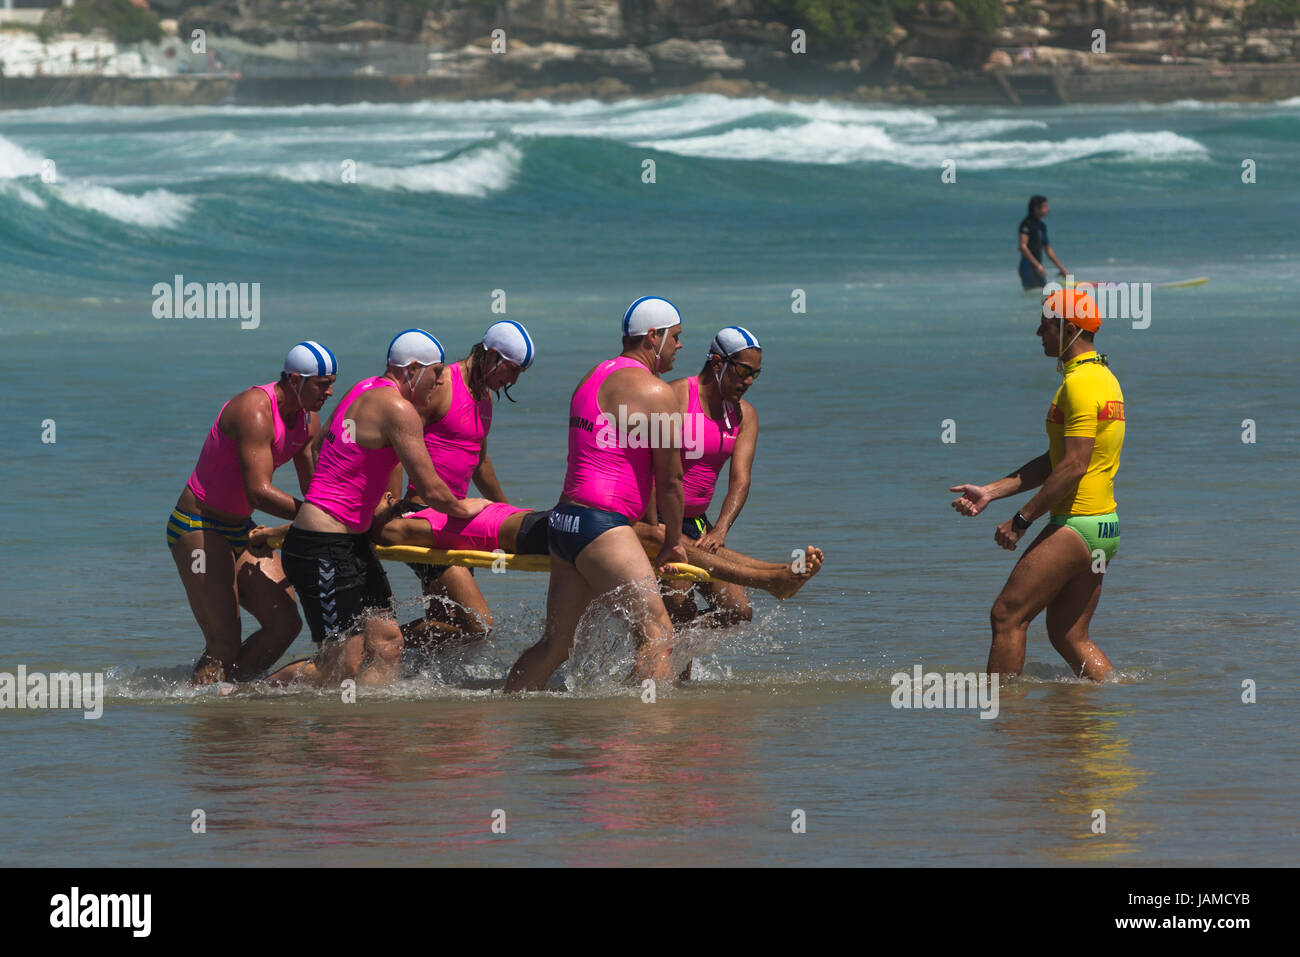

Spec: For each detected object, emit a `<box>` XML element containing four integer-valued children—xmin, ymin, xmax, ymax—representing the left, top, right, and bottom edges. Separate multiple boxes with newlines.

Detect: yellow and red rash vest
<box><xmin>1046</xmin><ymin>351</ymin><xmax>1125</xmax><ymax>516</ymax></box>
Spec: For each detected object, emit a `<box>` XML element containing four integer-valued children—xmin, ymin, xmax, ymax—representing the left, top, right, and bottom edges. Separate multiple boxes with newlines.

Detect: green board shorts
<box><xmin>1050</xmin><ymin>511</ymin><xmax>1120</xmax><ymax>564</ymax></box>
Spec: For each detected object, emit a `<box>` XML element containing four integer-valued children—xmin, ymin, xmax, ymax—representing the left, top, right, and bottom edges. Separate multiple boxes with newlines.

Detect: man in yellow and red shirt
<box><xmin>949</xmin><ymin>289</ymin><xmax>1124</xmax><ymax>680</ymax></box>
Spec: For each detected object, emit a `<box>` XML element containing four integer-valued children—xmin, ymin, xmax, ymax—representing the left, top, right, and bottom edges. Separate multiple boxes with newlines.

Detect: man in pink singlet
<box><xmin>664</xmin><ymin>325</ymin><xmax>762</xmax><ymax>626</ymax></box>
<box><xmin>402</xmin><ymin>320</ymin><xmax>535</xmax><ymax>646</ymax></box>
<box><xmin>267</xmin><ymin>330</ymin><xmax>490</xmax><ymax>688</ymax></box>
<box><xmin>504</xmin><ymin>297</ymin><xmax>688</xmax><ymax>692</ymax></box>
<box><xmin>169</xmin><ymin>341</ymin><xmax>336</xmax><ymax>686</ymax></box>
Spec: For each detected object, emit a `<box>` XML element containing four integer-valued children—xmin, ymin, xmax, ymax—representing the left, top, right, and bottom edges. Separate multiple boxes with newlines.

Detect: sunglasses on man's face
<box><xmin>726</xmin><ymin>358</ymin><xmax>761</xmax><ymax>381</ymax></box>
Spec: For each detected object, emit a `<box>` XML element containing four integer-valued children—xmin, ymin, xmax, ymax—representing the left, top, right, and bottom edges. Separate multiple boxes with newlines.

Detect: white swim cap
<box><xmin>709</xmin><ymin>326</ymin><xmax>761</xmax><ymax>358</ymax></box>
<box><xmin>387</xmin><ymin>328</ymin><xmax>445</xmax><ymax>368</ymax></box>
<box><xmin>622</xmin><ymin>296</ymin><xmax>681</xmax><ymax>336</ymax></box>
<box><xmin>482</xmin><ymin>320</ymin><xmax>535</xmax><ymax>369</ymax></box>
<box><xmin>284</xmin><ymin>341</ymin><xmax>338</xmax><ymax>377</ymax></box>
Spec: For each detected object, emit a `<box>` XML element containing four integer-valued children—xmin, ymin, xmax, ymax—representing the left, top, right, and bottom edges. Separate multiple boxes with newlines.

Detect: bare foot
<box><xmin>629</xmin><ymin>641</ymin><xmax>676</xmax><ymax>687</ymax></box>
<box><xmin>402</xmin><ymin>616</ymin><xmax>480</xmax><ymax>654</ymax></box>
<box><xmin>769</xmin><ymin>546</ymin><xmax>824</xmax><ymax>600</ymax></box>
<box><xmin>263</xmin><ymin>658</ymin><xmax>320</xmax><ymax>687</ymax></box>
<box><xmin>190</xmin><ymin>656</ymin><xmax>226</xmax><ymax>688</ymax></box>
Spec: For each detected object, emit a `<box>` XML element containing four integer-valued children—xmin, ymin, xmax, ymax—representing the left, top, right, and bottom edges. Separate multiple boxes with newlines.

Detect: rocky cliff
<box><xmin>25</xmin><ymin>0</ymin><xmax>1300</xmax><ymax>100</ymax></box>
<box><xmin>36</xmin><ymin>1</ymin><xmax>1292</xmax><ymax>62</ymax></box>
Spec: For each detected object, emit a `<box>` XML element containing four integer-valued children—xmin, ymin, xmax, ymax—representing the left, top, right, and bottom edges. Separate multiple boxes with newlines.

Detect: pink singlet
<box><xmin>409</xmin><ymin>502</ymin><xmax>526</xmax><ymax>552</ymax></box>
<box><xmin>304</xmin><ymin>376</ymin><xmax>400</xmax><ymax>533</ymax></box>
<box><xmin>681</xmin><ymin>376</ymin><xmax>739</xmax><ymax>518</ymax></box>
<box><xmin>187</xmin><ymin>382</ymin><xmax>309</xmax><ymax>516</ymax></box>
<box><xmin>408</xmin><ymin>360</ymin><xmax>492</xmax><ymax>500</ymax></box>
<box><xmin>561</xmin><ymin>356</ymin><xmax>654</xmax><ymax>521</ymax></box>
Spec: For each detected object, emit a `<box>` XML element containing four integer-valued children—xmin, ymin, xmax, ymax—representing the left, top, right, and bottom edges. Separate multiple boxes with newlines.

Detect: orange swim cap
<box><xmin>1042</xmin><ymin>288</ymin><xmax>1101</xmax><ymax>333</ymax></box>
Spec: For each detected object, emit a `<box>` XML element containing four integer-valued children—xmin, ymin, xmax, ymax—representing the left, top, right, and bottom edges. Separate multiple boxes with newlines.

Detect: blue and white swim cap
<box><xmin>709</xmin><ymin>326</ymin><xmax>761</xmax><ymax>358</ymax></box>
<box><xmin>284</xmin><ymin>341</ymin><xmax>338</xmax><ymax>377</ymax></box>
<box><xmin>387</xmin><ymin>328</ymin><xmax>445</xmax><ymax>367</ymax></box>
<box><xmin>482</xmin><ymin>320</ymin><xmax>535</xmax><ymax>369</ymax></box>
<box><xmin>622</xmin><ymin>296</ymin><xmax>681</xmax><ymax>336</ymax></box>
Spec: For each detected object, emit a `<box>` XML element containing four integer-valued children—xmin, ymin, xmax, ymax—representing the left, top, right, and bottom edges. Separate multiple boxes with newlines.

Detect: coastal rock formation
<box><xmin>24</xmin><ymin>0</ymin><xmax>1300</xmax><ymax>96</ymax></box>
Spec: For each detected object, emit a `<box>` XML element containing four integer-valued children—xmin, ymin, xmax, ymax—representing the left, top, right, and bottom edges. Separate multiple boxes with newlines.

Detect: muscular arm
<box><xmin>232</xmin><ymin>395</ymin><xmax>301</xmax><ymax>520</ymax></box>
<box><xmin>384</xmin><ymin>399</ymin><xmax>484</xmax><ymax>519</ymax></box>
<box><xmin>473</xmin><ymin>447</ymin><xmax>508</xmax><ymax>502</ymax></box>
<box><xmin>983</xmin><ymin>451</ymin><xmax>1052</xmax><ymax>502</ymax></box>
<box><xmin>710</xmin><ymin>402</ymin><xmax>756</xmax><ymax>540</ymax></box>
<box><xmin>1017</xmin><ymin>437</ymin><xmax>1091</xmax><ymax>522</ymax></box>
<box><xmin>290</xmin><ymin>411</ymin><xmax>321</xmax><ymax>502</ymax></box>
<box><xmin>648</xmin><ymin>382</ymin><xmax>684</xmax><ymax>551</ymax></box>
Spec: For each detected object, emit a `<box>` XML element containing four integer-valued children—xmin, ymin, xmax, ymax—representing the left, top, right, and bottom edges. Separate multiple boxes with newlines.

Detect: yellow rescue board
<box><xmin>266</xmin><ymin>536</ymin><xmax>711</xmax><ymax>583</ymax></box>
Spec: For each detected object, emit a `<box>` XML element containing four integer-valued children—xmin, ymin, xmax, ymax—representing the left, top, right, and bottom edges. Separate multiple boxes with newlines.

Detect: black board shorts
<box><xmin>282</xmin><ymin>527</ymin><xmax>393</xmax><ymax>643</ymax></box>
<box><xmin>515</xmin><ymin>510</ymin><xmax>551</xmax><ymax>556</ymax></box>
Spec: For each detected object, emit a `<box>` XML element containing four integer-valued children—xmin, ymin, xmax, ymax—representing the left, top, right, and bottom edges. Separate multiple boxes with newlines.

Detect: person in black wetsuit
<box><xmin>1018</xmin><ymin>195</ymin><xmax>1068</xmax><ymax>289</ymax></box>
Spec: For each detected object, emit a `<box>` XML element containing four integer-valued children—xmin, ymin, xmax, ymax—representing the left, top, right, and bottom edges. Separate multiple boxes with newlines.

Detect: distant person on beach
<box><xmin>949</xmin><ymin>290</ymin><xmax>1124</xmax><ymax>682</ymax></box>
<box><xmin>1018</xmin><ymin>195</ymin><xmax>1067</xmax><ymax>289</ymax></box>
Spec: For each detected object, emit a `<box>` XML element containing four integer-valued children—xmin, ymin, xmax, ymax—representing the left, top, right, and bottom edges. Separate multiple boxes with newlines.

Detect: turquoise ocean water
<box><xmin>1</xmin><ymin>96</ymin><xmax>1297</xmax><ymax>865</ymax></box>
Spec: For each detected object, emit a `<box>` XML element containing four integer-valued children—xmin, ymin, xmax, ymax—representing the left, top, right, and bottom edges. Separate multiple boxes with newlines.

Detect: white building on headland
<box><xmin>0</xmin><ymin>1</ymin><xmax>213</xmax><ymax>78</ymax></box>
<box><xmin>1</xmin><ymin>0</ymin><xmax>77</xmax><ymax>19</ymax></box>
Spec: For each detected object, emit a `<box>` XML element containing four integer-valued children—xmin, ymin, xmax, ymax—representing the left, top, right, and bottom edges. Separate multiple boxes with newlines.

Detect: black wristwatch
<box><xmin>1012</xmin><ymin>511</ymin><xmax>1032</xmax><ymax>532</ymax></box>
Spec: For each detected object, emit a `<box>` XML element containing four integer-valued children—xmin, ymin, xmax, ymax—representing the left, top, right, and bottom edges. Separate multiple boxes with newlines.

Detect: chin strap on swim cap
<box><xmin>482</xmin><ymin>351</ymin><xmax>518</xmax><ymax>403</ymax></box>
<box><xmin>1056</xmin><ymin>317</ymin><xmax>1085</xmax><ymax>374</ymax></box>
<box><xmin>404</xmin><ymin>364</ymin><xmax>428</xmax><ymax>394</ymax></box>
<box><xmin>652</xmin><ymin>329</ymin><xmax>668</xmax><ymax>376</ymax></box>
<box><xmin>1043</xmin><ymin>290</ymin><xmax>1097</xmax><ymax>373</ymax></box>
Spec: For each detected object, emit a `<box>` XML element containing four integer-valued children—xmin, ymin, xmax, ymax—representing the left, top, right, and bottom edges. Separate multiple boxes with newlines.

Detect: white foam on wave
<box><xmin>54</xmin><ymin>181</ymin><xmax>194</xmax><ymax>228</ymax></box>
<box><xmin>639</xmin><ymin>121</ymin><xmax>1207</xmax><ymax>168</ymax></box>
<box><xmin>640</xmin><ymin>119</ymin><xmax>894</xmax><ymax>164</ymax></box>
<box><xmin>0</xmin><ymin>178</ymin><xmax>49</xmax><ymax>209</ymax></box>
<box><xmin>271</xmin><ymin>141</ymin><xmax>521</xmax><ymax>196</ymax></box>
<box><xmin>14</xmin><ymin>185</ymin><xmax>48</xmax><ymax>209</ymax></box>
<box><xmin>781</xmin><ymin>98</ymin><xmax>938</xmax><ymax>128</ymax></box>
<box><xmin>0</xmin><ymin>134</ymin><xmax>46</xmax><ymax>179</ymax></box>
<box><xmin>2</xmin><ymin>133</ymin><xmax>192</xmax><ymax>226</ymax></box>
<box><xmin>481</xmin><ymin>94</ymin><xmax>939</xmax><ymax>142</ymax></box>
<box><xmin>939</xmin><ymin>117</ymin><xmax>1051</xmax><ymax>139</ymax></box>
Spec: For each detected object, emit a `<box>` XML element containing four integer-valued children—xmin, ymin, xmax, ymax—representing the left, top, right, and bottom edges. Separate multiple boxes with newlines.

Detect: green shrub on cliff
<box><xmin>765</xmin><ymin>0</ymin><xmax>906</xmax><ymax>49</ymax></box>
<box><xmin>62</xmin><ymin>0</ymin><xmax>163</xmax><ymax>44</ymax></box>
<box><xmin>766</xmin><ymin>0</ymin><xmax>1001</xmax><ymax>52</ymax></box>
<box><xmin>1245</xmin><ymin>0</ymin><xmax>1300</xmax><ymax>24</ymax></box>
<box><xmin>950</xmin><ymin>0</ymin><xmax>1002</xmax><ymax>31</ymax></box>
